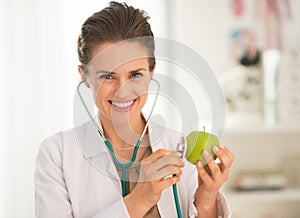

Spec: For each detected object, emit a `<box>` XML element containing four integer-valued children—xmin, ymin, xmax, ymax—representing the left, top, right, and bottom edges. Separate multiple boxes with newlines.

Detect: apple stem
<box><xmin>203</xmin><ymin>126</ymin><xmax>205</xmax><ymax>132</ymax></box>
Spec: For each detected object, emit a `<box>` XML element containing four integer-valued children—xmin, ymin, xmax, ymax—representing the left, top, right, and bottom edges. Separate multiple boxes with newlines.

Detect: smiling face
<box><xmin>82</xmin><ymin>41</ymin><xmax>154</xmax><ymax>127</ymax></box>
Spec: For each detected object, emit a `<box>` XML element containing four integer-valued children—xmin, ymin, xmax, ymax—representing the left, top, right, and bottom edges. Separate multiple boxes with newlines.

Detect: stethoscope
<box><xmin>77</xmin><ymin>79</ymin><xmax>183</xmax><ymax>218</ymax></box>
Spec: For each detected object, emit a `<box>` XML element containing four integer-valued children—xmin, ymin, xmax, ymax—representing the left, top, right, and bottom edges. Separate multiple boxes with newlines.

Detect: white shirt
<box><xmin>35</xmin><ymin>119</ymin><xmax>231</xmax><ymax>218</ymax></box>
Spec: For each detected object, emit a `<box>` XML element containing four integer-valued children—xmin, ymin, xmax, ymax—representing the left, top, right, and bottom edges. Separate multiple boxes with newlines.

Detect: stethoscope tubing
<box><xmin>77</xmin><ymin>78</ymin><xmax>182</xmax><ymax>217</ymax></box>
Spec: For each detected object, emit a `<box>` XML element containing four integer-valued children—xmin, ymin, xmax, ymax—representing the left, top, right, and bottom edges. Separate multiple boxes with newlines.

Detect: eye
<box><xmin>130</xmin><ymin>72</ymin><xmax>143</xmax><ymax>79</ymax></box>
<box><xmin>99</xmin><ymin>74</ymin><xmax>113</xmax><ymax>80</ymax></box>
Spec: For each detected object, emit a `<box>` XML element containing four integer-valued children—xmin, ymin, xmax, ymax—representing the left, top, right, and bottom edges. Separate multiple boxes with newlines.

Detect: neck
<box><xmin>99</xmin><ymin>112</ymin><xmax>146</xmax><ymax>148</ymax></box>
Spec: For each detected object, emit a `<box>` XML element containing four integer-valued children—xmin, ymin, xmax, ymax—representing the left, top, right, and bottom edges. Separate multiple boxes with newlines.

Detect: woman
<box><xmin>35</xmin><ymin>2</ymin><xmax>234</xmax><ymax>218</ymax></box>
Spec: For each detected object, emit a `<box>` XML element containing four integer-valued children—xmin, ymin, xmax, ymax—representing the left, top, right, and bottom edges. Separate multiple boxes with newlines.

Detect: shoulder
<box><xmin>37</xmin><ymin>131</ymin><xmax>63</xmax><ymax>160</ymax></box>
<box><xmin>36</xmin><ymin>122</ymin><xmax>90</xmax><ymax>161</ymax></box>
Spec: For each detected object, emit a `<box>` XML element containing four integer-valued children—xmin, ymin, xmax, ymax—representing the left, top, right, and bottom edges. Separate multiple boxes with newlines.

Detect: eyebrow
<box><xmin>95</xmin><ymin>70</ymin><xmax>115</xmax><ymax>74</ymax></box>
<box><xmin>95</xmin><ymin>68</ymin><xmax>147</xmax><ymax>74</ymax></box>
<box><xmin>128</xmin><ymin>68</ymin><xmax>147</xmax><ymax>73</ymax></box>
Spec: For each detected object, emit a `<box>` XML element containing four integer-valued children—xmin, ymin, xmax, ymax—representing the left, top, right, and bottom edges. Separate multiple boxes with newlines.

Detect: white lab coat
<box><xmin>35</xmin><ymin>118</ymin><xmax>231</xmax><ymax>218</ymax></box>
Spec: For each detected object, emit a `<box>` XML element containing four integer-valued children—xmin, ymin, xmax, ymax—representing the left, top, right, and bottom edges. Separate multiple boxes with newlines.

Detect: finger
<box><xmin>142</xmin><ymin>149</ymin><xmax>175</xmax><ymax>162</ymax></box>
<box><xmin>155</xmin><ymin>165</ymin><xmax>182</xmax><ymax>180</ymax></box>
<box><xmin>202</xmin><ymin>150</ymin><xmax>221</xmax><ymax>180</ymax></box>
<box><xmin>172</xmin><ymin>168</ymin><xmax>183</xmax><ymax>177</ymax></box>
<box><xmin>153</xmin><ymin>154</ymin><xmax>184</xmax><ymax>169</ymax></box>
<box><xmin>219</xmin><ymin>145</ymin><xmax>235</xmax><ymax>161</ymax></box>
<box><xmin>159</xmin><ymin>175</ymin><xmax>181</xmax><ymax>190</ymax></box>
<box><xmin>198</xmin><ymin>176</ymin><xmax>203</xmax><ymax>185</ymax></box>
<box><xmin>140</xmin><ymin>162</ymin><xmax>182</xmax><ymax>182</ymax></box>
<box><xmin>196</xmin><ymin>161</ymin><xmax>213</xmax><ymax>184</ymax></box>
<box><xmin>213</xmin><ymin>146</ymin><xmax>234</xmax><ymax>175</ymax></box>
<box><xmin>213</xmin><ymin>147</ymin><xmax>234</xmax><ymax>180</ymax></box>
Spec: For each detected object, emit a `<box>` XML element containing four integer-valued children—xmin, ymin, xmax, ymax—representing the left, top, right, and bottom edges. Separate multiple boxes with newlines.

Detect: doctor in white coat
<box><xmin>35</xmin><ymin>2</ymin><xmax>234</xmax><ymax>218</ymax></box>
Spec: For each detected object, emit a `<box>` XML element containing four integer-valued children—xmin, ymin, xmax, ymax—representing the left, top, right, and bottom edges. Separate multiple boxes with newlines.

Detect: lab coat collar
<box><xmin>81</xmin><ymin>115</ymin><xmax>166</xmax><ymax>158</ymax></box>
<box><xmin>81</xmin><ymin>116</ymin><xmax>107</xmax><ymax>158</ymax></box>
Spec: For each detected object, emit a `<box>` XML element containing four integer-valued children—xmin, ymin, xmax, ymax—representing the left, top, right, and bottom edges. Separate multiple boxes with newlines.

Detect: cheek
<box><xmin>132</xmin><ymin>79</ymin><xmax>150</xmax><ymax>97</ymax></box>
<box><xmin>93</xmin><ymin>85</ymin><xmax>110</xmax><ymax>107</ymax></box>
<box><xmin>137</xmin><ymin>94</ymin><xmax>148</xmax><ymax>109</ymax></box>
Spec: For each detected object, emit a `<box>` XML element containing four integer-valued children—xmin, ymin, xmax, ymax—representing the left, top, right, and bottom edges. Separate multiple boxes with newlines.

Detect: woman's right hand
<box><xmin>124</xmin><ymin>149</ymin><xmax>184</xmax><ymax>217</ymax></box>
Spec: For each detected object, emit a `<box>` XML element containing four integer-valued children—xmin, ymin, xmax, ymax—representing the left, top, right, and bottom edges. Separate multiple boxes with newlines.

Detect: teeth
<box><xmin>111</xmin><ymin>100</ymin><xmax>134</xmax><ymax>108</ymax></box>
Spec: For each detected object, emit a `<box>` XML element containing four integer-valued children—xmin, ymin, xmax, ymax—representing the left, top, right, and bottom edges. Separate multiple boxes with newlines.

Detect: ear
<box><xmin>78</xmin><ymin>65</ymin><xmax>90</xmax><ymax>88</ymax></box>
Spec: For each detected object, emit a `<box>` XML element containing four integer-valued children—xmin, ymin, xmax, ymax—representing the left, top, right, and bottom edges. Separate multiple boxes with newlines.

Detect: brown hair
<box><xmin>77</xmin><ymin>1</ymin><xmax>155</xmax><ymax>71</ymax></box>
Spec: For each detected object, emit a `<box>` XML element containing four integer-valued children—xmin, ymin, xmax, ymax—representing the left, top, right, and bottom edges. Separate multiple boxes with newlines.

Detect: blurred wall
<box><xmin>169</xmin><ymin>0</ymin><xmax>300</xmax><ymax>72</ymax></box>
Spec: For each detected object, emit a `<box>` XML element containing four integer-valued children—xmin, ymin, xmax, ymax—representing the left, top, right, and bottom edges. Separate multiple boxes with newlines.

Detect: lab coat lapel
<box><xmin>148</xmin><ymin>121</ymin><xmax>168</xmax><ymax>151</ymax></box>
<box><xmin>148</xmin><ymin>122</ymin><xmax>178</xmax><ymax>217</ymax></box>
<box><xmin>80</xmin><ymin>120</ymin><xmax>122</xmax><ymax>193</ymax></box>
<box><xmin>82</xmin><ymin>120</ymin><xmax>107</xmax><ymax>158</ymax></box>
<box><xmin>158</xmin><ymin>187</ymin><xmax>178</xmax><ymax>217</ymax></box>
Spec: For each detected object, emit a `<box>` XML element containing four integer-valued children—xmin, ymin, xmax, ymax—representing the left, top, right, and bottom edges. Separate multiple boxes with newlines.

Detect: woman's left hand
<box><xmin>194</xmin><ymin>145</ymin><xmax>234</xmax><ymax>217</ymax></box>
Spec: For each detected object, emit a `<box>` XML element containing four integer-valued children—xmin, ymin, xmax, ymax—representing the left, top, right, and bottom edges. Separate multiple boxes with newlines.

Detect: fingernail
<box><xmin>197</xmin><ymin>161</ymin><xmax>203</xmax><ymax>168</ymax></box>
<box><xmin>179</xmin><ymin>160</ymin><xmax>185</xmax><ymax>167</ymax></box>
<box><xmin>219</xmin><ymin>145</ymin><xmax>225</xmax><ymax>149</ymax></box>
<box><xmin>176</xmin><ymin>151</ymin><xmax>183</xmax><ymax>158</ymax></box>
<box><xmin>202</xmin><ymin>150</ymin><xmax>210</xmax><ymax>157</ymax></box>
<box><xmin>213</xmin><ymin>146</ymin><xmax>219</xmax><ymax>154</ymax></box>
<box><xmin>202</xmin><ymin>150</ymin><xmax>212</xmax><ymax>161</ymax></box>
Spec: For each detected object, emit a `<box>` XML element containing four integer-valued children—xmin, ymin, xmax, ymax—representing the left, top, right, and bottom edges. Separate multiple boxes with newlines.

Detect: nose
<box><xmin>114</xmin><ymin>78</ymin><xmax>132</xmax><ymax>100</ymax></box>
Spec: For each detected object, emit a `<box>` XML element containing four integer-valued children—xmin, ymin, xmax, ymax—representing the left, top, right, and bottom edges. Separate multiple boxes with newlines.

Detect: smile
<box><xmin>109</xmin><ymin>99</ymin><xmax>136</xmax><ymax>112</ymax></box>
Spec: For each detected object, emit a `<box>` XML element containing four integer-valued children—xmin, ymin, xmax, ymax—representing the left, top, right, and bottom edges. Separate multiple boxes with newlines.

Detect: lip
<box><xmin>108</xmin><ymin>99</ymin><xmax>136</xmax><ymax>112</ymax></box>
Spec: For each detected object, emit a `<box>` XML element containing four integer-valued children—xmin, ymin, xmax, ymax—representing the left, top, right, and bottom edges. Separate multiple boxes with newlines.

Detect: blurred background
<box><xmin>1</xmin><ymin>0</ymin><xmax>300</xmax><ymax>217</ymax></box>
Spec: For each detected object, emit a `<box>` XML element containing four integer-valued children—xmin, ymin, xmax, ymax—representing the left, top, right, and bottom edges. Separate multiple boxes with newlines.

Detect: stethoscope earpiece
<box><xmin>80</xmin><ymin>77</ymin><xmax>90</xmax><ymax>88</ymax></box>
<box><xmin>83</xmin><ymin>80</ymin><xmax>90</xmax><ymax>88</ymax></box>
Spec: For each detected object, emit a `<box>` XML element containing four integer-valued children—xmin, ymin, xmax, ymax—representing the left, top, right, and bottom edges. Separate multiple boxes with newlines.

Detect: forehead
<box><xmin>87</xmin><ymin>41</ymin><xmax>150</xmax><ymax>73</ymax></box>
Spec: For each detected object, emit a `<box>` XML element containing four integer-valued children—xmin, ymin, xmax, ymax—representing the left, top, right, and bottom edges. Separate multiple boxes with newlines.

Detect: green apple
<box><xmin>185</xmin><ymin>130</ymin><xmax>219</xmax><ymax>166</ymax></box>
